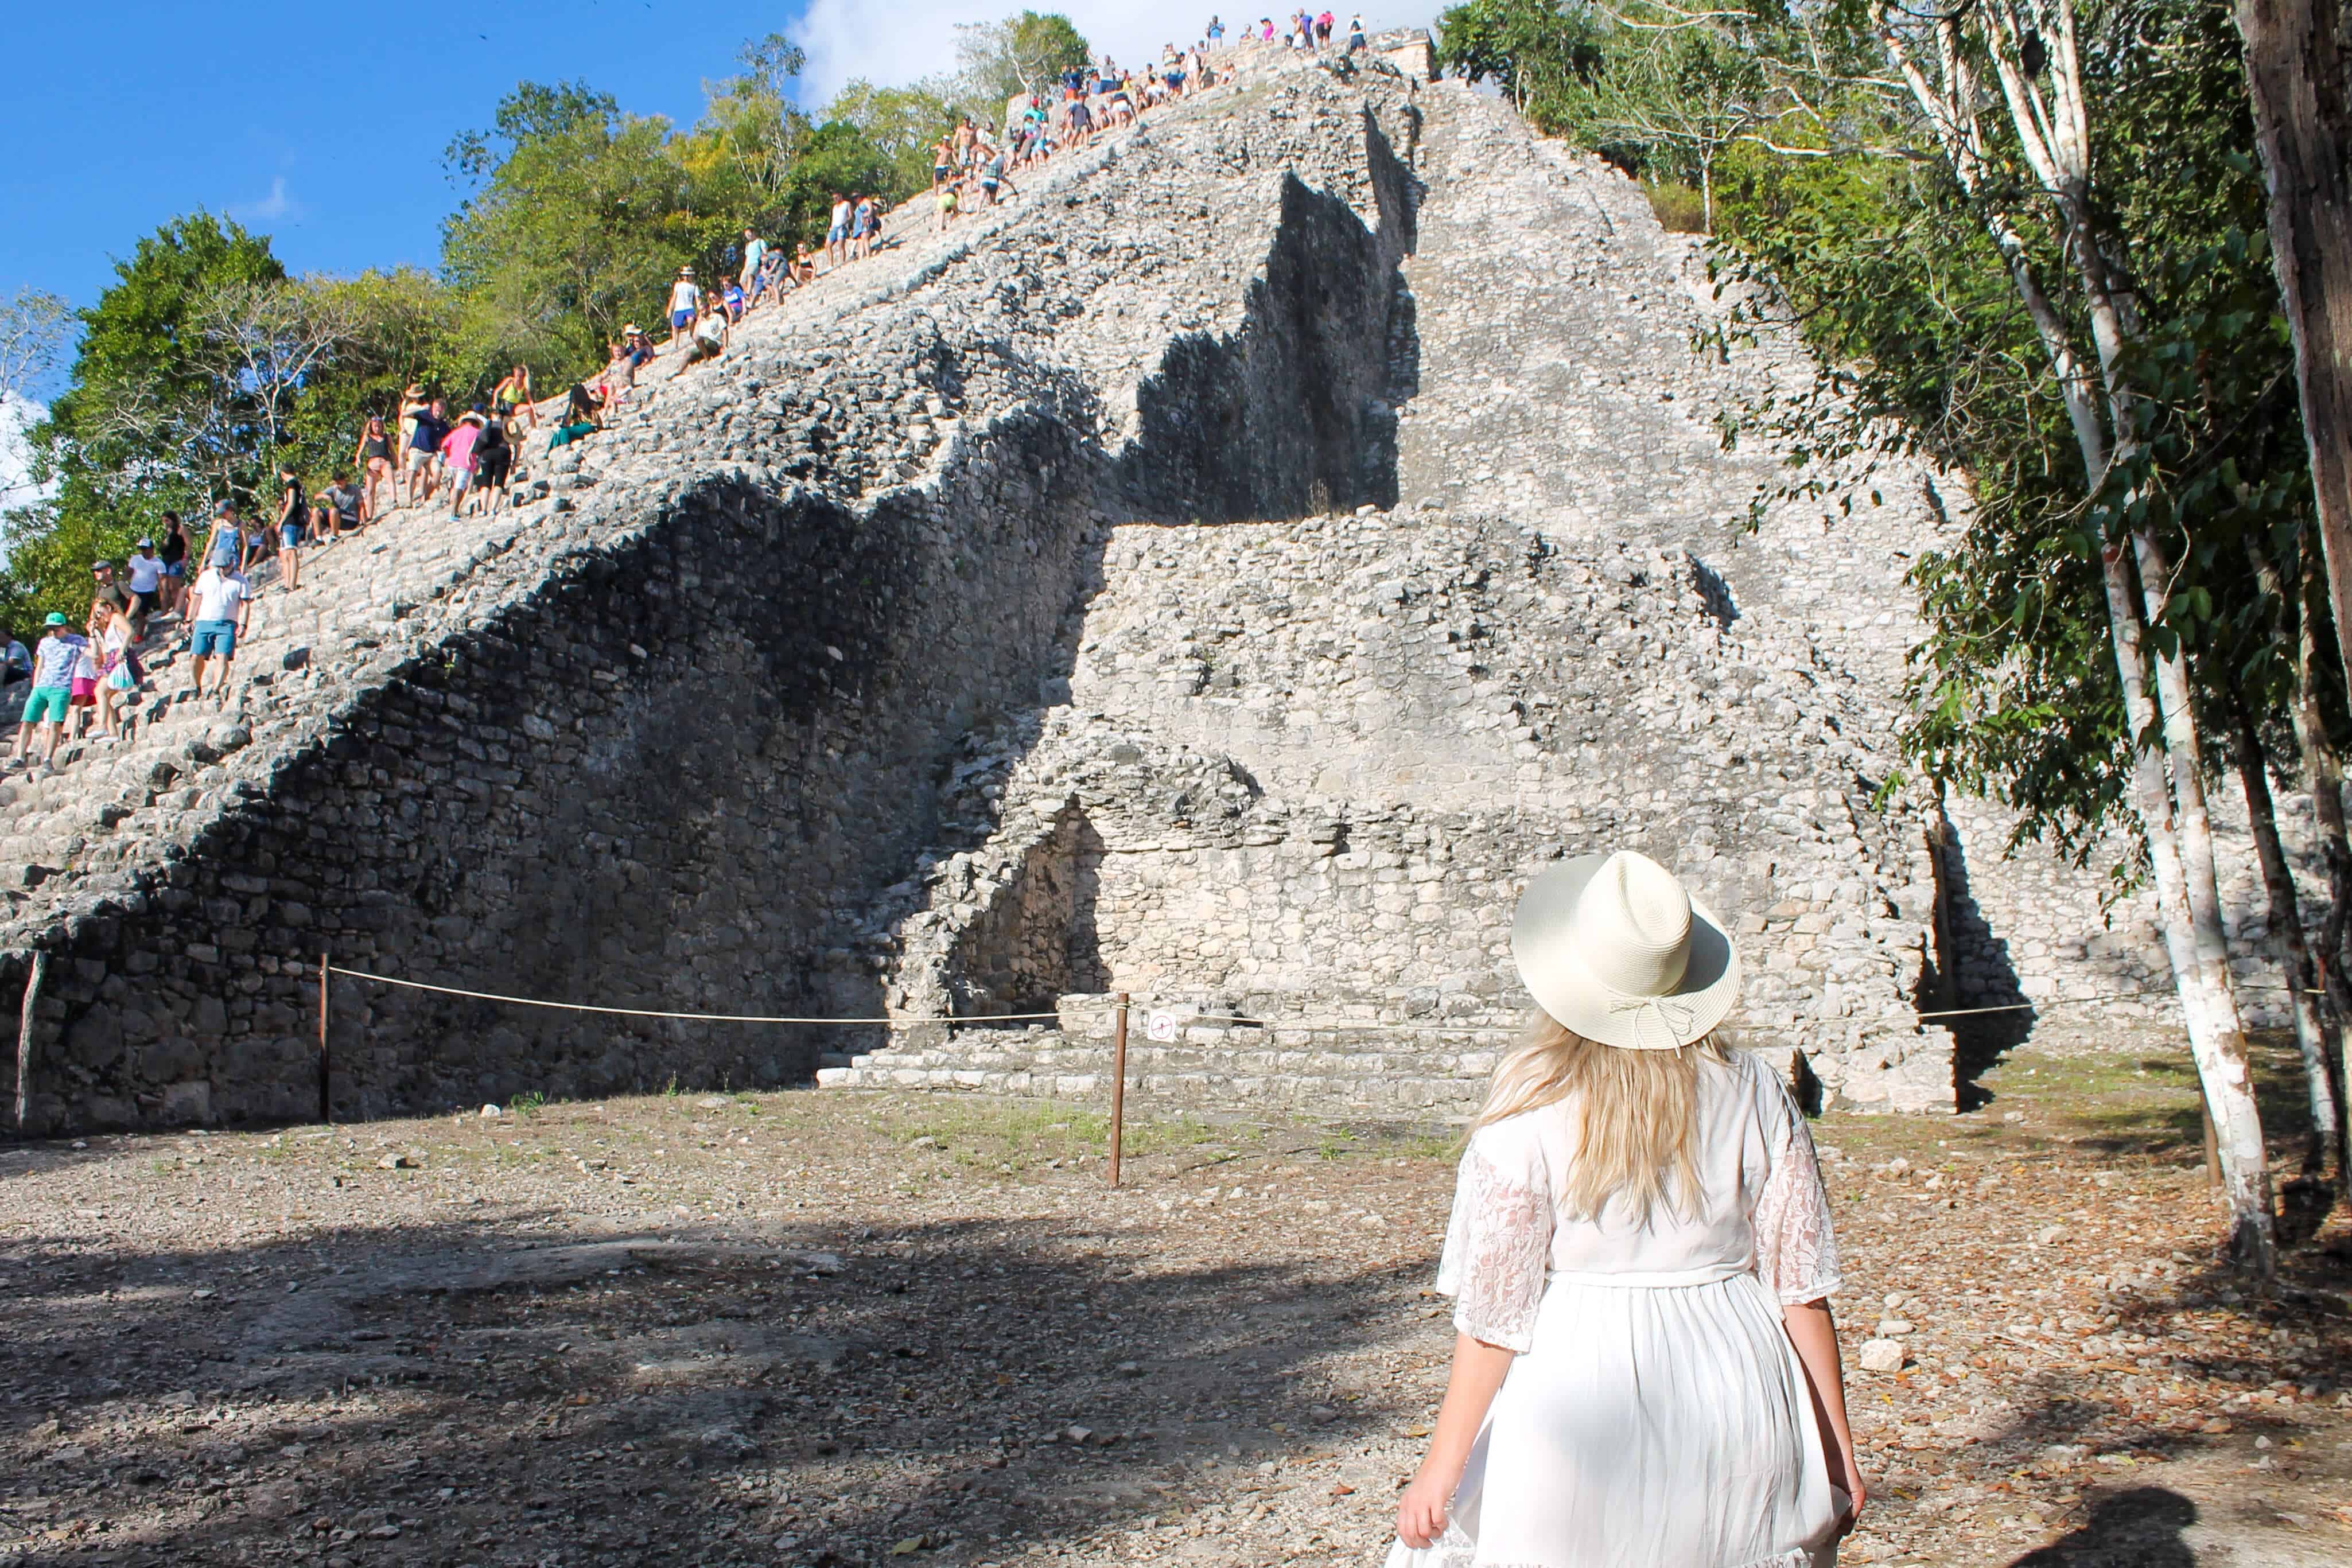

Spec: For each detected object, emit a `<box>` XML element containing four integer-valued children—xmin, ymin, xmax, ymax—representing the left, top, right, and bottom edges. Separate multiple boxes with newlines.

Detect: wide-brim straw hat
<box><xmin>1511</xmin><ymin>850</ymin><xmax>1741</xmax><ymax>1050</ymax></box>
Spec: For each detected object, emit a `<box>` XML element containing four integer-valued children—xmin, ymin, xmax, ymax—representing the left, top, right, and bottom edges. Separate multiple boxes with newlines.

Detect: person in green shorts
<box><xmin>8</xmin><ymin>613</ymin><xmax>88</xmax><ymax>772</ymax></box>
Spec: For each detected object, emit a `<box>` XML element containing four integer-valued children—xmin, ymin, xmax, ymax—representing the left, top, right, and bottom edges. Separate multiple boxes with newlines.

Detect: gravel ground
<box><xmin>2</xmin><ymin>1045</ymin><xmax>2347</xmax><ymax>1567</ymax></box>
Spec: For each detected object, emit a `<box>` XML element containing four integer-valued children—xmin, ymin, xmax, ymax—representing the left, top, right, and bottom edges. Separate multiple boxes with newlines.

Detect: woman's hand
<box><xmin>1828</xmin><ymin>1446</ymin><xmax>1868</xmax><ymax>1536</ymax></box>
<box><xmin>1394</xmin><ymin>1464</ymin><xmax>1453</xmax><ymax>1550</ymax></box>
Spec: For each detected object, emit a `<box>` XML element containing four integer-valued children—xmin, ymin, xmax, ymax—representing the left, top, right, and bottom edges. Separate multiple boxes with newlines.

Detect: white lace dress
<box><xmin>1383</xmin><ymin>1049</ymin><xmax>1846</xmax><ymax>1568</ymax></box>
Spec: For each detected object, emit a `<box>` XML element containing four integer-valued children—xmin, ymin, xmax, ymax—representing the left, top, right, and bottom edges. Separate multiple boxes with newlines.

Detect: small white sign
<box><xmin>1145</xmin><ymin>1010</ymin><xmax>1179</xmax><ymax>1042</ymax></box>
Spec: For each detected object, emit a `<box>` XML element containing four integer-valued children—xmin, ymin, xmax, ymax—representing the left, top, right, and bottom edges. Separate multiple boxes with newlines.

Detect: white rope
<box><xmin>328</xmin><ymin>966</ymin><xmax>2308</xmax><ymax>1038</ymax></box>
<box><xmin>326</xmin><ymin>966</ymin><xmax>1068</xmax><ymax>1027</ymax></box>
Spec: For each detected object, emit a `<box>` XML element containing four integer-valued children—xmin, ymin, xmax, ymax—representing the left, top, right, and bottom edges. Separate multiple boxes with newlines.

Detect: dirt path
<box><xmin>0</xmin><ymin>1045</ymin><xmax>2345</xmax><ymax>1567</ymax></box>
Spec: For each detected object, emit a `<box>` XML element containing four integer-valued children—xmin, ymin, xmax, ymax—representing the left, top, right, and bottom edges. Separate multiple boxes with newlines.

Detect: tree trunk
<box><xmin>2250</xmin><ymin>534</ymin><xmax>2352</xmax><ymax>1193</ymax></box>
<box><xmin>1884</xmin><ymin>0</ymin><xmax>2278</xmax><ymax>1269</ymax></box>
<box><xmin>2236</xmin><ymin>0</ymin><xmax>2352</xmax><ymax>727</ymax></box>
<box><xmin>2228</xmin><ymin>680</ymin><xmax>2340</xmax><ymax>1176</ymax></box>
<box><xmin>2098</xmin><ymin>543</ymin><xmax>2279</xmax><ymax>1273</ymax></box>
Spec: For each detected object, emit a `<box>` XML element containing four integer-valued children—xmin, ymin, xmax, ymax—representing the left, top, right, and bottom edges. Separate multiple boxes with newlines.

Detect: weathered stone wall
<box><xmin>6</xmin><ymin>37</ymin><xmax>2313</xmax><ymax>1135</ymax></box>
<box><xmin>0</xmin><ymin>46</ymin><xmax>1430</xmax><ymax>1134</ymax></box>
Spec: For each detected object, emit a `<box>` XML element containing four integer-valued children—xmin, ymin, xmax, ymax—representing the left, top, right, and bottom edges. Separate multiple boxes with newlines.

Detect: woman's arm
<box><xmin>1781</xmin><ymin>1298</ymin><xmax>1865</xmax><ymax>1530</ymax></box>
<box><xmin>1394</xmin><ymin>1332</ymin><xmax>1514</xmax><ymax>1550</ymax></box>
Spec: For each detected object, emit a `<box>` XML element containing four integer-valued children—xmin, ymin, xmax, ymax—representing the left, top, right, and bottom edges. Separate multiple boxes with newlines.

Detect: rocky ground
<box><xmin>2</xmin><ymin>1042</ymin><xmax>2347</xmax><ymax>1568</ymax></box>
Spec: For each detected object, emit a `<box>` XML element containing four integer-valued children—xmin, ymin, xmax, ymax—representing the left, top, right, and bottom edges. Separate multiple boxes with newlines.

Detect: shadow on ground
<box><xmin>2007</xmin><ymin>1487</ymin><xmax>2197</xmax><ymax>1566</ymax></box>
<box><xmin>2</xmin><ymin>1209</ymin><xmax>1425</xmax><ymax>1565</ymax></box>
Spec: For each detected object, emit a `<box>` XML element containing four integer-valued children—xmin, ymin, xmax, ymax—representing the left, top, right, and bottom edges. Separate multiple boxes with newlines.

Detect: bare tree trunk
<box><xmin>1881</xmin><ymin>0</ymin><xmax>2279</xmax><ymax>1273</ymax></box>
<box><xmin>2228</xmin><ymin>680</ymin><xmax>2341</xmax><ymax>1175</ymax></box>
<box><xmin>2100</xmin><ymin>543</ymin><xmax>2278</xmax><ymax>1271</ymax></box>
<box><xmin>2249</xmin><ymin>535</ymin><xmax>2352</xmax><ymax>1193</ymax></box>
<box><xmin>2236</xmin><ymin>0</ymin><xmax>2352</xmax><ymax>725</ymax></box>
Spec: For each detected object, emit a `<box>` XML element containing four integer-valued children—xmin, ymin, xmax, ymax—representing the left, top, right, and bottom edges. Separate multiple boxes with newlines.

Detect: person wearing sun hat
<box><xmin>1387</xmin><ymin>849</ymin><xmax>1863</xmax><ymax>1568</ymax></box>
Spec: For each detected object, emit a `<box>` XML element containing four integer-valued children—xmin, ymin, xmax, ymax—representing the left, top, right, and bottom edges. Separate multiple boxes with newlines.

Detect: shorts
<box><xmin>68</xmin><ymin>678</ymin><xmax>95</xmax><ymax>706</ymax></box>
<box><xmin>163</xmin><ymin>561</ymin><xmax>187</xmax><ymax>578</ymax></box>
<box><xmin>21</xmin><ymin>687</ymin><xmax>68</xmax><ymax>725</ymax></box>
<box><xmin>686</xmin><ymin>337</ymin><xmax>722</xmax><ymax>364</ymax></box>
<box><xmin>405</xmin><ymin>449</ymin><xmax>435</xmax><ymax>473</ymax></box>
<box><xmin>449</xmin><ymin>466</ymin><xmax>475</xmax><ymax>493</ymax></box>
<box><xmin>130</xmin><ymin>590</ymin><xmax>161</xmax><ymax>618</ymax></box>
<box><xmin>671</xmin><ymin>309</ymin><xmax>694</xmax><ymax>330</ymax></box>
<box><xmin>191</xmin><ymin>620</ymin><xmax>237</xmax><ymax>659</ymax></box>
<box><xmin>281</xmin><ymin>522</ymin><xmax>304</xmax><ymax>549</ymax></box>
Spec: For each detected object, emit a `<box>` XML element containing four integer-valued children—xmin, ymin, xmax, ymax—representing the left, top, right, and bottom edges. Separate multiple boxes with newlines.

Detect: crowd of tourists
<box><xmin>0</xmin><ymin>14</ymin><xmax>1375</xmax><ymax>775</ymax></box>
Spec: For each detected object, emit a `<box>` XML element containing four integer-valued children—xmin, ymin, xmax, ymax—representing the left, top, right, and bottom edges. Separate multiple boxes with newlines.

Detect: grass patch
<box><xmin>1644</xmin><ymin>180</ymin><xmax>1708</xmax><ymax>234</ymax></box>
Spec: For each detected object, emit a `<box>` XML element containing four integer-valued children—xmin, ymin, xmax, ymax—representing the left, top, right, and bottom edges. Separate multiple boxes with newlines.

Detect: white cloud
<box><xmin>0</xmin><ymin>396</ymin><xmax>52</xmax><ymax>512</ymax></box>
<box><xmin>230</xmin><ymin>176</ymin><xmax>299</xmax><ymax>224</ymax></box>
<box><xmin>792</xmin><ymin>1</ymin><xmax>1219</xmax><ymax>106</ymax></box>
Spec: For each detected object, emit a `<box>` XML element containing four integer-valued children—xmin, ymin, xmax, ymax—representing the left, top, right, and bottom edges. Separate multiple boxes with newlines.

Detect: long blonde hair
<box><xmin>1476</xmin><ymin>1010</ymin><xmax>1725</xmax><ymax>1224</ymax></box>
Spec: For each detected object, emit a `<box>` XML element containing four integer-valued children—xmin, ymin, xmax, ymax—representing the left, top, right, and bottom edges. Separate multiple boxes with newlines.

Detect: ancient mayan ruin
<box><xmin>0</xmin><ymin>37</ymin><xmax>2320</xmax><ymax>1134</ymax></box>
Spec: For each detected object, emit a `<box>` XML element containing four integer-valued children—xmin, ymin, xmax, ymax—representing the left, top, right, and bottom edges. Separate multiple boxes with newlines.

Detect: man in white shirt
<box><xmin>125</xmin><ymin>538</ymin><xmax>166</xmax><ymax>637</ymax></box>
<box><xmin>186</xmin><ymin>561</ymin><xmax>252</xmax><ymax>702</ymax></box>
<box><xmin>666</xmin><ymin>267</ymin><xmax>703</xmax><ymax>349</ymax></box>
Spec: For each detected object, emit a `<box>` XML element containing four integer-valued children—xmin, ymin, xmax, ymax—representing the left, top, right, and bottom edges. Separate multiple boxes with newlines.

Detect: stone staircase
<box><xmin>820</xmin><ymin>987</ymin><xmax>1519</xmax><ymax>1115</ymax></box>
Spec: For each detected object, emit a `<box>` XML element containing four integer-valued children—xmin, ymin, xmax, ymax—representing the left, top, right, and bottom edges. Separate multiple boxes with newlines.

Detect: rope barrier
<box><xmin>325</xmin><ymin>966</ymin><xmax>1068</xmax><ymax>1028</ymax></box>
<box><xmin>328</xmin><ymin>966</ymin><xmax>2311</xmax><ymax>1037</ymax></box>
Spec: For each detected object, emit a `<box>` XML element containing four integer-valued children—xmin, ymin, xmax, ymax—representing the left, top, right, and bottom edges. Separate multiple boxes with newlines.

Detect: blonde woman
<box><xmin>1389</xmin><ymin>850</ymin><xmax>1862</xmax><ymax>1568</ymax></box>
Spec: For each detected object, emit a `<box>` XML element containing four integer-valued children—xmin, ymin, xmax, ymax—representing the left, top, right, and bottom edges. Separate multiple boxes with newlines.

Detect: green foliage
<box><xmin>954</xmin><ymin>10</ymin><xmax>1093</xmax><ymax>106</ymax></box>
<box><xmin>819</xmin><ymin>80</ymin><xmax>962</xmax><ymax>201</ymax></box>
<box><xmin>440</xmin><ymin>82</ymin><xmax>699</xmax><ymax>383</ymax></box>
<box><xmin>1444</xmin><ymin>0</ymin><xmax>2327</xmax><ymax>878</ymax></box>
<box><xmin>1436</xmin><ymin>0</ymin><xmax>1605</xmax><ymax>115</ymax></box>
<box><xmin>6</xmin><ymin>215</ymin><xmax>285</xmax><ymax>627</ymax></box>
<box><xmin>1718</xmin><ymin>1</ymin><xmax>2315</xmax><ymax>876</ymax></box>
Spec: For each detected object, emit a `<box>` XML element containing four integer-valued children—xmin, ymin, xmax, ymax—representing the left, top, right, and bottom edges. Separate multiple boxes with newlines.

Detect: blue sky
<box><xmin>0</xmin><ymin>1</ymin><xmax>797</xmax><ymax>353</ymax></box>
<box><xmin>0</xmin><ymin>1</ymin><xmax>1420</xmax><ymax>399</ymax></box>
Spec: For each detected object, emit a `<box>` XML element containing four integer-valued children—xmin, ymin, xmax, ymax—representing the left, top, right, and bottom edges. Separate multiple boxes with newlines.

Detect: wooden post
<box><xmin>1108</xmin><ymin>993</ymin><xmax>1130</xmax><ymax>1189</ymax></box>
<box><xmin>317</xmin><ymin>954</ymin><xmax>332</xmax><ymax>1126</ymax></box>
<box><xmin>15</xmin><ymin>951</ymin><xmax>46</xmax><ymax>1133</ymax></box>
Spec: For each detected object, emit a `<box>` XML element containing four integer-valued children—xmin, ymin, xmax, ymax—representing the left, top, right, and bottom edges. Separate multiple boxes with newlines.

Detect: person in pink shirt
<box><xmin>440</xmin><ymin>408</ymin><xmax>485</xmax><ymax>517</ymax></box>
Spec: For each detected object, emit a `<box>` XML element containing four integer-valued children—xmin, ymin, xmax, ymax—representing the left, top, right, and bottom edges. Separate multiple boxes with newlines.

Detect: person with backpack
<box><xmin>470</xmin><ymin>416</ymin><xmax>512</xmax><ymax>515</ymax></box>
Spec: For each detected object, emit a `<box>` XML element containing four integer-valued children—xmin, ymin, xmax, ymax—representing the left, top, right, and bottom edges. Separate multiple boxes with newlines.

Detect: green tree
<box><xmin>953</xmin><ymin>10</ymin><xmax>1092</xmax><ymax>107</ymax></box>
<box><xmin>816</xmin><ymin>79</ymin><xmax>961</xmax><ymax>200</ymax></box>
<box><xmin>0</xmin><ymin>287</ymin><xmax>72</xmax><ymax>418</ymax></box>
<box><xmin>440</xmin><ymin>80</ymin><xmax>700</xmax><ymax>387</ymax></box>
<box><xmin>9</xmin><ymin>213</ymin><xmax>287</xmax><ymax>623</ymax></box>
<box><xmin>1436</xmin><ymin>0</ymin><xmax>1606</xmax><ymax>119</ymax></box>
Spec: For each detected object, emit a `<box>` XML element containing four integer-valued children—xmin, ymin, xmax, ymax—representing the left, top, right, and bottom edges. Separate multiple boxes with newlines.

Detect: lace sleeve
<box><xmin>1753</xmin><ymin>1084</ymin><xmax>1842</xmax><ymax>1305</ymax></box>
<box><xmin>1434</xmin><ymin>1129</ymin><xmax>1553</xmax><ymax>1353</ymax></box>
